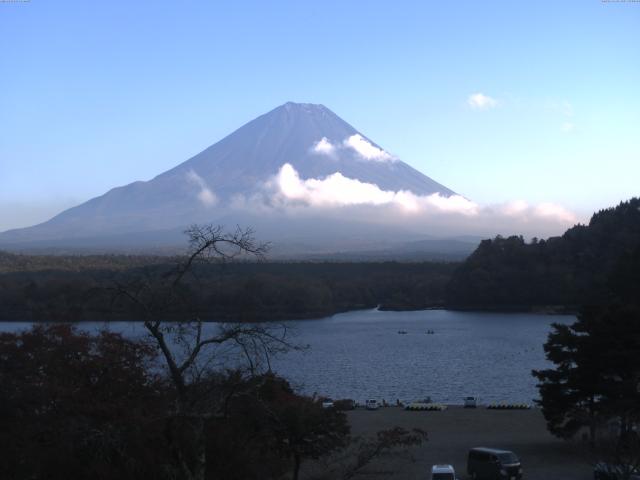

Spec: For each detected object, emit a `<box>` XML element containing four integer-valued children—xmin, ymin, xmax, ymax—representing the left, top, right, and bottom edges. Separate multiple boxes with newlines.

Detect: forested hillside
<box><xmin>446</xmin><ymin>198</ymin><xmax>640</xmax><ymax>310</ymax></box>
<box><xmin>0</xmin><ymin>251</ymin><xmax>169</xmax><ymax>273</ymax></box>
<box><xmin>0</xmin><ymin>260</ymin><xmax>455</xmax><ymax>322</ymax></box>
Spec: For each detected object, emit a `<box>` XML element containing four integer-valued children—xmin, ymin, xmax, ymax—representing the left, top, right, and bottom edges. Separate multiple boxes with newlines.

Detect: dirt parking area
<box><xmin>344</xmin><ymin>406</ymin><xmax>592</xmax><ymax>480</ymax></box>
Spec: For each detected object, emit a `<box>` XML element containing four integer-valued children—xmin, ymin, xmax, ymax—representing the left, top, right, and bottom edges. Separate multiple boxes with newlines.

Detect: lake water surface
<box><xmin>272</xmin><ymin>309</ymin><xmax>574</xmax><ymax>404</ymax></box>
<box><xmin>1</xmin><ymin>309</ymin><xmax>574</xmax><ymax>405</ymax></box>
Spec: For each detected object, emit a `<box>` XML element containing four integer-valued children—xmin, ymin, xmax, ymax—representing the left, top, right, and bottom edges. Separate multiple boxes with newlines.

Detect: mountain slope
<box><xmin>0</xmin><ymin>102</ymin><xmax>455</xmax><ymax>248</ymax></box>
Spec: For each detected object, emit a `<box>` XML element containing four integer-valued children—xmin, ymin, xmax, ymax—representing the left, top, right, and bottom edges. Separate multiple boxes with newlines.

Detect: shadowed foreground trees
<box><xmin>0</xmin><ymin>325</ymin><xmax>427</xmax><ymax>480</ymax></box>
<box><xmin>0</xmin><ymin>324</ymin><xmax>168</xmax><ymax>479</ymax></box>
<box><xmin>0</xmin><ymin>324</ymin><xmax>344</xmax><ymax>479</ymax></box>
<box><xmin>208</xmin><ymin>373</ymin><xmax>350</xmax><ymax>480</ymax></box>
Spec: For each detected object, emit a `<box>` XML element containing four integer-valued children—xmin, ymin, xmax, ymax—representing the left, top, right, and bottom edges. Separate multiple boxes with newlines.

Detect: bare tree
<box><xmin>112</xmin><ymin>224</ymin><xmax>297</xmax><ymax>480</ymax></box>
<box><xmin>309</xmin><ymin>427</ymin><xmax>428</xmax><ymax>480</ymax></box>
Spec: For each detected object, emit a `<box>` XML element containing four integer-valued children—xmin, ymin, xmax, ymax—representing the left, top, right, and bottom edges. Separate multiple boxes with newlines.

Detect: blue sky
<box><xmin>1</xmin><ymin>0</ymin><xmax>639</xmax><ymax>231</ymax></box>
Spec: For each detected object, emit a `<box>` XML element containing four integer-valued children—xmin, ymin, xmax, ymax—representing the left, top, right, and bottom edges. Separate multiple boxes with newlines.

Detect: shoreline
<box><xmin>0</xmin><ymin>304</ymin><xmax>577</xmax><ymax>323</ymax></box>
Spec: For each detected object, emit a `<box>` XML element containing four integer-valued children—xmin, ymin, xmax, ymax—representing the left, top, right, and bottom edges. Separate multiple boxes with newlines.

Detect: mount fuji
<box><xmin>0</xmin><ymin>102</ymin><xmax>475</xmax><ymax>256</ymax></box>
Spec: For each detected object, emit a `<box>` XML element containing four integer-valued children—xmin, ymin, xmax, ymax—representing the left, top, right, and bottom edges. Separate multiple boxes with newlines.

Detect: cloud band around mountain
<box><xmin>274</xmin><ymin>163</ymin><xmax>476</xmax><ymax>214</ymax></box>
<box><xmin>233</xmin><ymin>164</ymin><xmax>578</xmax><ymax>235</ymax></box>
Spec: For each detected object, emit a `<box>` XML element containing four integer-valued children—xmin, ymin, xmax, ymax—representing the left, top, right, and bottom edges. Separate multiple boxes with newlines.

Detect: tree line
<box><xmin>447</xmin><ymin>198</ymin><xmax>640</xmax><ymax>311</ymax></box>
<box><xmin>0</xmin><ymin>257</ymin><xmax>455</xmax><ymax>322</ymax></box>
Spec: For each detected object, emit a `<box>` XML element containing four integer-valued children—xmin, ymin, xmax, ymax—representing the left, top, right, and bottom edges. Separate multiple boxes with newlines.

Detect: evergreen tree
<box><xmin>533</xmin><ymin>245</ymin><xmax>640</xmax><ymax>444</ymax></box>
<box><xmin>532</xmin><ymin>312</ymin><xmax>603</xmax><ymax>442</ymax></box>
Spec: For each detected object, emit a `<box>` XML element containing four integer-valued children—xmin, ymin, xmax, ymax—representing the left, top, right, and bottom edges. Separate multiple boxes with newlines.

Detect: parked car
<box><xmin>365</xmin><ymin>399</ymin><xmax>379</xmax><ymax>410</ymax></box>
<box><xmin>321</xmin><ymin>398</ymin><xmax>334</xmax><ymax>409</ymax></box>
<box><xmin>594</xmin><ymin>462</ymin><xmax>640</xmax><ymax>480</ymax></box>
<box><xmin>431</xmin><ymin>464</ymin><xmax>458</xmax><ymax>480</ymax></box>
<box><xmin>333</xmin><ymin>398</ymin><xmax>356</xmax><ymax>411</ymax></box>
<box><xmin>467</xmin><ymin>447</ymin><xmax>523</xmax><ymax>480</ymax></box>
<box><xmin>464</xmin><ymin>396</ymin><xmax>478</xmax><ymax>408</ymax></box>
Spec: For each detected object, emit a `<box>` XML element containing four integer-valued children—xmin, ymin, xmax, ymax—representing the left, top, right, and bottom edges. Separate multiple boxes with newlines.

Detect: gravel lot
<box><xmin>343</xmin><ymin>406</ymin><xmax>592</xmax><ymax>480</ymax></box>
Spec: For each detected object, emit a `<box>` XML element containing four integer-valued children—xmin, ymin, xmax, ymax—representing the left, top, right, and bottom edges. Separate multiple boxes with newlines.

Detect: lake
<box><xmin>0</xmin><ymin>309</ymin><xmax>574</xmax><ymax>405</ymax></box>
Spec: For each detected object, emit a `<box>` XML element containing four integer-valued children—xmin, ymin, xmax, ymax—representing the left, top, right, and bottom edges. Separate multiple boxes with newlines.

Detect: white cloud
<box><xmin>251</xmin><ymin>164</ymin><xmax>578</xmax><ymax>233</ymax></box>
<box><xmin>277</xmin><ymin>164</ymin><xmax>392</xmax><ymax>207</ymax></box>
<box><xmin>533</xmin><ymin>202</ymin><xmax>577</xmax><ymax>223</ymax></box>
<box><xmin>495</xmin><ymin>200</ymin><xmax>577</xmax><ymax>224</ymax></box>
<box><xmin>468</xmin><ymin>92</ymin><xmax>498</xmax><ymax>110</ymax></box>
<box><xmin>186</xmin><ymin>169</ymin><xmax>217</xmax><ymax>207</ymax></box>
<box><xmin>273</xmin><ymin>163</ymin><xmax>479</xmax><ymax>215</ymax></box>
<box><xmin>561</xmin><ymin>122</ymin><xmax>574</xmax><ymax>133</ymax></box>
<box><xmin>228</xmin><ymin>166</ymin><xmax>579</xmax><ymax>238</ymax></box>
<box><xmin>343</xmin><ymin>134</ymin><xmax>394</xmax><ymax>162</ymax></box>
<box><xmin>311</xmin><ymin>137</ymin><xmax>337</xmax><ymax>156</ymax></box>
<box><xmin>310</xmin><ymin>134</ymin><xmax>395</xmax><ymax>162</ymax></box>
<box><xmin>501</xmin><ymin>200</ymin><xmax>529</xmax><ymax>217</ymax></box>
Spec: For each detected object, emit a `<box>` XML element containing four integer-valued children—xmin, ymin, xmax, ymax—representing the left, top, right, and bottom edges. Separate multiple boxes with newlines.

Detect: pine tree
<box><xmin>533</xmin><ymin>245</ymin><xmax>640</xmax><ymax>444</ymax></box>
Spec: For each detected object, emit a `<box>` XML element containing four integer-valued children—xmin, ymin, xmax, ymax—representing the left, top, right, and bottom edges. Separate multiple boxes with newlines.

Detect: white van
<box><xmin>365</xmin><ymin>399</ymin><xmax>379</xmax><ymax>410</ymax></box>
<box><xmin>431</xmin><ymin>464</ymin><xmax>457</xmax><ymax>480</ymax></box>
